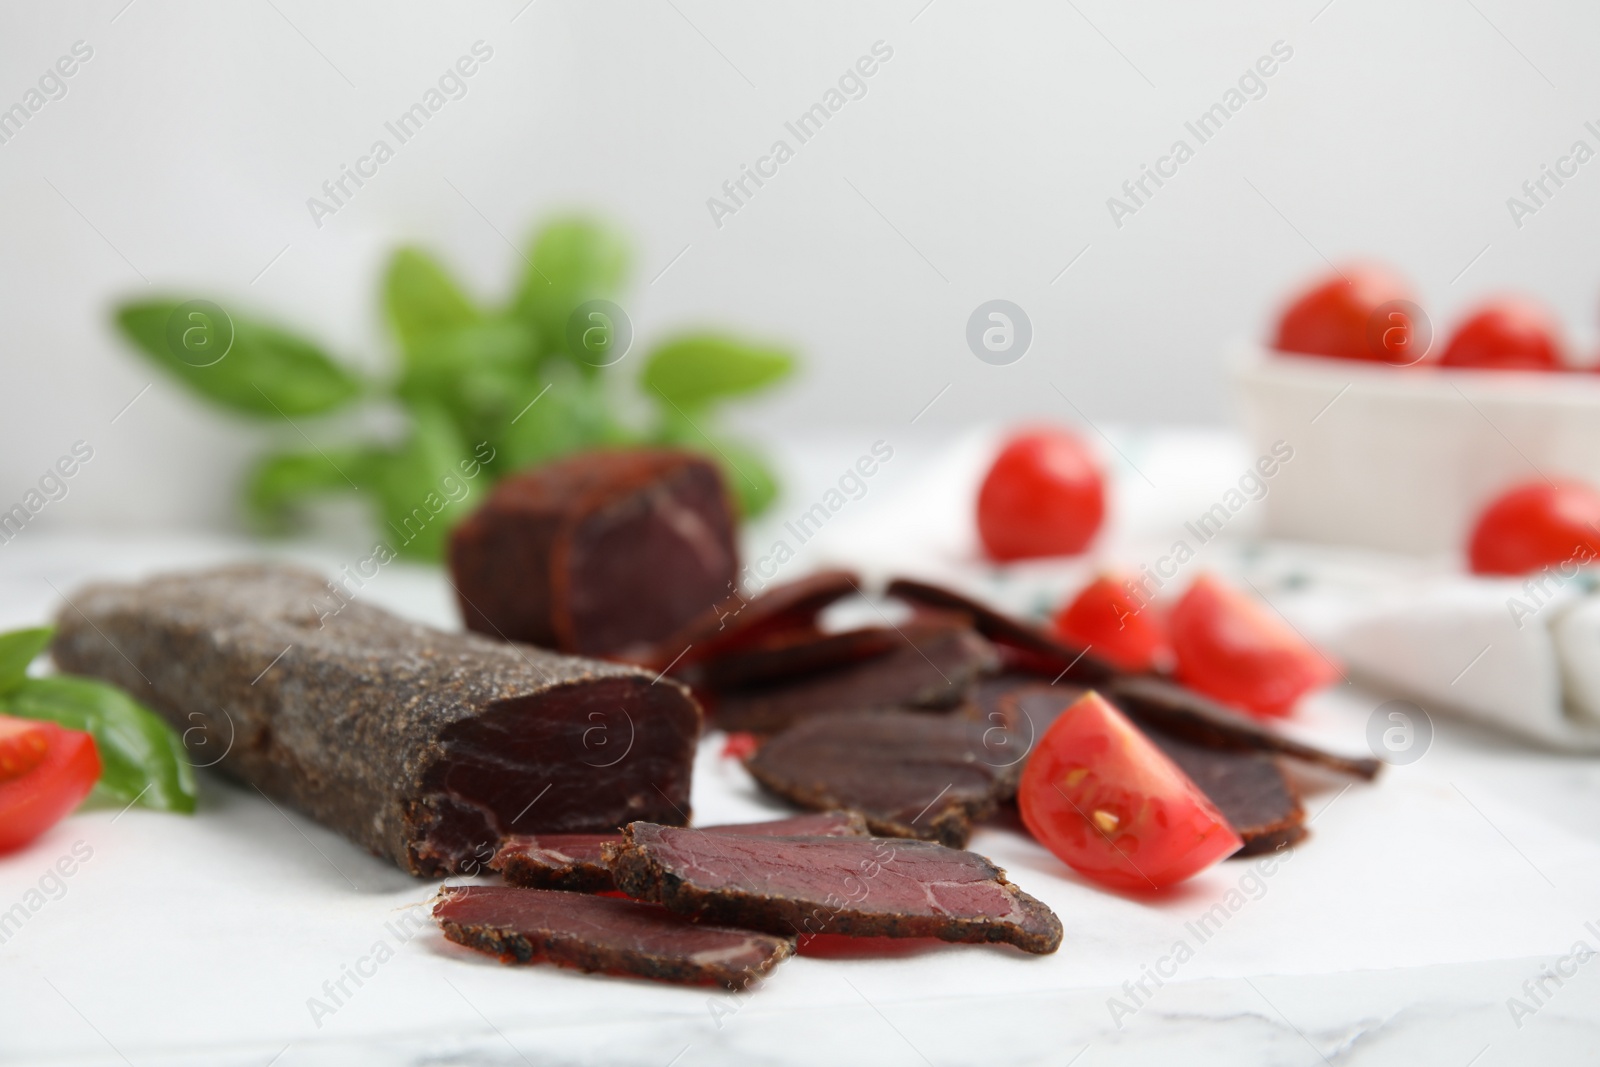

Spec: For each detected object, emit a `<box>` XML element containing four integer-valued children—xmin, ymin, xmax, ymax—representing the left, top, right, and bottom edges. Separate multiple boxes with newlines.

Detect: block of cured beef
<box><xmin>710</xmin><ymin>616</ymin><xmax>1000</xmax><ymax>734</ymax></box>
<box><xmin>743</xmin><ymin>711</ymin><xmax>1019</xmax><ymax>847</ymax></box>
<box><xmin>607</xmin><ymin>822</ymin><xmax>1063</xmax><ymax>954</ymax></box>
<box><xmin>434</xmin><ymin>886</ymin><xmax>793</xmax><ymax>988</ymax></box>
<box><xmin>494</xmin><ymin>811</ymin><xmax>869</xmax><ymax>891</ymax></box>
<box><xmin>1107</xmin><ymin>675</ymin><xmax>1382</xmax><ymax>780</ymax></box>
<box><xmin>971</xmin><ymin>680</ymin><xmax>1309</xmax><ymax>855</ymax></box>
<box><xmin>49</xmin><ymin>564</ymin><xmax>701</xmax><ymax>877</ymax></box>
<box><xmin>448</xmin><ymin>449</ymin><xmax>738</xmax><ymax>658</ymax></box>
<box><xmin>641</xmin><ymin>569</ymin><xmax>863</xmax><ymax>674</ymax></box>
<box><xmin>886</xmin><ymin>576</ymin><xmax>1115</xmax><ymax>683</ymax></box>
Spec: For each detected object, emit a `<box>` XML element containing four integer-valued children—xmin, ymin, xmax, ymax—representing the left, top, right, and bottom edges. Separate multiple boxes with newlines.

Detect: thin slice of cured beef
<box><xmin>433</xmin><ymin>885</ymin><xmax>793</xmax><ymax>988</ymax></box>
<box><xmin>742</xmin><ymin>711</ymin><xmax>1019</xmax><ymax>847</ymax></box>
<box><xmin>494</xmin><ymin>811</ymin><xmax>869</xmax><ymax>890</ymax></box>
<box><xmin>607</xmin><ymin>822</ymin><xmax>1063</xmax><ymax>954</ymax></box>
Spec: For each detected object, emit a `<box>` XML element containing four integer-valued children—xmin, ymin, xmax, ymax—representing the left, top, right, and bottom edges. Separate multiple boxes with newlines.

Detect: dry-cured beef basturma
<box><xmin>434</xmin><ymin>886</ymin><xmax>793</xmax><ymax>988</ymax></box>
<box><xmin>646</xmin><ymin>569</ymin><xmax>863</xmax><ymax>675</ymax></box>
<box><xmin>448</xmin><ymin>449</ymin><xmax>739</xmax><ymax>658</ymax></box>
<box><xmin>50</xmin><ymin>564</ymin><xmax>701</xmax><ymax>876</ymax></box>
<box><xmin>743</xmin><ymin>711</ymin><xmax>1019</xmax><ymax>847</ymax></box>
<box><xmin>494</xmin><ymin>811</ymin><xmax>868</xmax><ymax>891</ymax></box>
<box><xmin>607</xmin><ymin>822</ymin><xmax>1063</xmax><ymax>954</ymax></box>
<box><xmin>710</xmin><ymin>616</ymin><xmax>1000</xmax><ymax>734</ymax></box>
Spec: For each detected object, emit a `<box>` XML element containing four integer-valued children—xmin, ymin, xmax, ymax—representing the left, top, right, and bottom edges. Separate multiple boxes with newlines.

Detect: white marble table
<box><xmin>4</xmin><ymin>429</ymin><xmax>1599</xmax><ymax>1066</ymax></box>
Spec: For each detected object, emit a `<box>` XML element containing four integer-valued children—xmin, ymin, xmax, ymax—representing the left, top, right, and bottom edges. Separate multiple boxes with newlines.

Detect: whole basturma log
<box><xmin>743</xmin><ymin>711</ymin><xmax>1020</xmax><ymax>847</ymax></box>
<box><xmin>448</xmin><ymin>450</ymin><xmax>739</xmax><ymax>658</ymax></box>
<box><xmin>494</xmin><ymin>811</ymin><xmax>869</xmax><ymax>891</ymax></box>
<box><xmin>434</xmin><ymin>886</ymin><xmax>794</xmax><ymax>988</ymax></box>
<box><xmin>49</xmin><ymin>564</ymin><xmax>702</xmax><ymax>877</ymax></box>
<box><xmin>607</xmin><ymin>822</ymin><xmax>1063</xmax><ymax>954</ymax></box>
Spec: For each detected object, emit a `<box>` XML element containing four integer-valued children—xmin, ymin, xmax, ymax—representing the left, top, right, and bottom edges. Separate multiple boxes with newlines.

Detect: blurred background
<box><xmin>3</xmin><ymin>0</ymin><xmax>1599</xmax><ymax>533</ymax></box>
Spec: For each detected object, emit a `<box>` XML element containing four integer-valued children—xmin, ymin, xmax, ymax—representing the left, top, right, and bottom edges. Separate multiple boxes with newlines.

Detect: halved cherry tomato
<box><xmin>0</xmin><ymin>715</ymin><xmax>100</xmax><ymax>853</ymax></box>
<box><xmin>1273</xmin><ymin>265</ymin><xmax>1417</xmax><ymax>363</ymax></box>
<box><xmin>0</xmin><ymin>718</ymin><xmax>51</xmax><ymax>781</ymax></box>
<box><xmin>1052</xmin><ymin>575</ymin><xmax>1172</xmax><ymax>673</ymax></box>
<box><xmin>977</xmin><ymin>428</ymin><xmax>1105</xmax><ymax>562</ymax></box>
<box><xmin>721</xmin><ymin>731</ymin><xmax>760</xmax><ymax>761</ymax></box>
<box><xmin>1018</xmin><ymin>691</ymin><xmax>1241</xmax><ymax>892</ymax></box>
<box><xmin>1169</xmin><ymin>575</ymin><xmax>1339</xmax><ymax>718</ymax></box>
<box><xmin>1439</xmin><ymin>298</ymin><xmax>1565</xmax><ymax>371</ymax></box>
<box><xmin>1468</xmin><ymin>479</ymin><xmax>1600</xmax><ymax>576</ymax></box>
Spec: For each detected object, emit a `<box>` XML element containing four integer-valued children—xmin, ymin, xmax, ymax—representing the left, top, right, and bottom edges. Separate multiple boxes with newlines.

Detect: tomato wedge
<box><xmin>976</xmin><ymin>428</ymin><xmax>1105</xmax><ymax>562</ymax></box>
<box><xmin>1169</xmin><ymin>575</ymin><xmax>1339</xmax><ymax>718</ymax></box>
<box><xmin>0</xmin><ymin>715</ymin><xmax>101</xmax><ymax>853</ymax></box>
<box><xmin>1018</xmin><ymin>691</ymin><xmax>1241</xmax><ymax>891</ymax></box>
<box><xmin>1468</xmin><ymin>480</ymin><xmax>1600</xmax><ymax>577</ymax></box>
<box><xmin>1052</xmin><ymin>575</ymin><xmax>1172</xmax><ymax>673</ymax></box>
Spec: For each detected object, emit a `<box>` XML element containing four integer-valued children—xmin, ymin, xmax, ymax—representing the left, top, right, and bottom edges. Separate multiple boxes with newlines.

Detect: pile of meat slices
<box><xmin>435</xmin><ymin>572</ymin><xmax>1378</xmax><ymax>988</ymax></box>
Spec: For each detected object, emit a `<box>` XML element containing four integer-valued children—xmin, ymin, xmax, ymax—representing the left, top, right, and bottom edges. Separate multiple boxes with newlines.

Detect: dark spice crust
<box><xmin>49</xmin><ymin>564</ymin><xmax>701</xmax><ymax>876</ymax></box>
<box><xmin>606</xmin><ymin>829</ymin><xmax>1063</xmax><ymax>955</ymax></box>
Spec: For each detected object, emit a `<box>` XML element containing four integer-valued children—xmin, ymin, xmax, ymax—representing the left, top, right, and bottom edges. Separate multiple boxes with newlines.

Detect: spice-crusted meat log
<box><xmin>434</xmin><ymin>886</ymin><xmax>793</xmax><ymax>988</ymax></box>
<box><xmin>607</xmin><ymin>823</ymin><xmax>1063</xmax><ymax>954</ymax></box>
<box><xmin>494</xmin><ymin>812</ymin><xmax>869</xmax><ymax>891</ymax></box>
<box><xmin>50</xmin><ymin>564</ymin><xmax>702</xmax><ymax>876</ymax></box>
<box><xmin>743</xmin><ymin>711</ymin><xmax>1019</xmax><ymax>848</ymax></box>
<box><xmin>449</xmin><ymin>450</ymin><xmax>738</xmax><ymax>658</ymax></box>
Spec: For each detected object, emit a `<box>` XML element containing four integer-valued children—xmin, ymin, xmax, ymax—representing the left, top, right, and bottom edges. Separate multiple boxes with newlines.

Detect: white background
<box><xmin>3</xmin><ymin>0</ymin><xmax>1599</xmax><ymax>533</ymax></box>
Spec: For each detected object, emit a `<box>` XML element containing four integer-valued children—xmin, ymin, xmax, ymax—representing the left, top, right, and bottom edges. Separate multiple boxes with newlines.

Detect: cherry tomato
<box><xmin>1273</xmin><ymin>265</ymin><xmax>1418</xmax><ymax>363</ymax></box>
<box><xmin>0</xmin><ymin>717</ymin><xmax>51</xmax><ymax>781</ymax></box>
<box><xmin>1439</xmin><ymin>298</ymin><xmax>1565</xmax><ymax>371</ymax></box>
<box><xmin>1468</xmin><ymin>480</ymin><xmax>1600</xmax><ymax>576</ymax></box>
<box><xmin>1018</xmin><ymin>691</ymin><xmax>1241</xmax><ymax>892</ymax></box>
<box><xmin>977</xmin><ymin>428</ymin><xmax>1105</xmax><ymax>561</ymax></box>
<box><xmin>0</xmin><ymin>715</ymin><xmax>100</xmax><ymax>853</ymax></box>
<box><xmin>1052</xmin><ymin>575</ymin><xmax>1172</xmax><ymax>673</ymax></box>
<box><xmin>1169</xmin><ymin>575</ymin><xmax>1339</xmax><ymax>718</ymax></box>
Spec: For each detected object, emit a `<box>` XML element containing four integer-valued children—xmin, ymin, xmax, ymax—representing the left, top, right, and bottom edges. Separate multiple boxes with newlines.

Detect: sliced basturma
<box><xmin>686</xmin><ymin>625</ymin><xmax>901</xmax><ymax>690</ymax></box>
<box><xmin>1108</xmin><ymin>675</ymin><xmax>1382</xmax><ymax>780</ymax></box>
<box><xmin>711</xmin><ymin>616</ymin><xmax>999</xmax><ymax>734</ymax></box>
<box><xmin>448</xmin><ymin>449</ymin><xmax>739</xmax><ymax>657</ymax></box>
<box><xmin>1145</xmin><ymin>733</ymin><xmax>1306</xmax><ymax>856</ymax></box>
<box><xmin>743</xmin><ymin>711</ymin><xmax>1018</xmax><ymax>847</ymax></box>
<box><xmin>495</xmin><ymin>812</ymin><xmax>869</xmax><ymax>890</ymax></box>
<box><xmin>607</xmin><ymin>823</ymin><xmax>1063</xmax><ymax>954</ymax></box>
<box><xmin>886</xmin><ymin>577</ymin><xmax>1115</xmax><ymax>684</ymax></box>
<box><xmin>49</xmin><ymin>564</ymin><xmax>701</xmax><ymax>876</ymax></box>
<box><xmin>643</xmin><ymin>569</ymin><xmax>863</xmax><ymax>673</ymax></box>
<box><xmin>434</xmin><ymin>886</ymin><xmax>793</xmax><ymax>988</ymax></box>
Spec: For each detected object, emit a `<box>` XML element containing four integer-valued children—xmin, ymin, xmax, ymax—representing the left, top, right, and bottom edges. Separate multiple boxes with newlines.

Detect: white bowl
<box><xmin>1229</xmin><ymin>343</ymin><xmax>1600</xmax><ymax>554</ymax></box>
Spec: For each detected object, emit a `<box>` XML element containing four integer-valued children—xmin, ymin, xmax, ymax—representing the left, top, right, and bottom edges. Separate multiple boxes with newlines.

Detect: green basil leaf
<box><xmin>243</xmin><ymin>447</ymin><xmax>376</xmax><ymax>534</ymax></box>
<box><xmin>7</xmin><ymin>676</ymin><xmax>196</xmax><ymax>813</ymax></box>
<box><xmin>496</xmin><ymin>368</ymin><xmax>629</xmax><ymax>472</ymax></box>
<box><xmin>115</xmin><ymin>300</ymin><xmax>364</xmax><ymax>418</ymax></box>
<box><xmin>370</xmin><ymin>404</ymin><xmax>483</xmax><ymax>561</ymax></box>
<box><xmin>0</xmin><ymin>626</ymin><xmax>53</xmax><ymax>696</ymax></box>
<box><xmin>641</xmin><ymin>333</ymin><xmax>794</xmax><ymax>411</ymax></box>
<box><xmin>513</xmin><ymin>218</ymin><xmax>630</xmax><ymax>362</ymax></box>
<box><xmin>397</xmin><ymin>318</ymin><xmax>541</xmax><ymax>432</ymax></box>
<box><xmin>384</xmin><ymin>247</ymin><xmax>479</xmax><ymax>360</ymax></box>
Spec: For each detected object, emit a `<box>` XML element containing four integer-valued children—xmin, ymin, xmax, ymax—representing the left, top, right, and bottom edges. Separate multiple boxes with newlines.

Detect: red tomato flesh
<box><xmin>1439</xmin><ymin>299</ymin><xmax>1565</xmax><ymax>372</ymax></box>
<box><xmin>1019</xmin><ymin>691</ymin><xmax>1241</xmax><ymax>891</ymax></box>
<box><xmin>0</xmin><ymin>715</ymin><xmax>101</xmax><ymax>853</ymax></box>
<box><xmin>1169</xmin><ymin>575</ymin><xmax>1339</xmax><ymax>718</ymax></box>
<box><xmin>977</xmin><ymin>428</ymin><xmax>1105</xmax><ymax>562</ymax></box>
<box><xmin>0</xmin><ymin>718</ymin><xmax>51</xmax><ymax>781</ymax></box>
<box><xmin>1468</xmin><ymin>480</ymin><xmax>1600</xmax><ymax>576</ymax></box>
<box><xmin>1273</xmin><ymin>265</ymin><xmax>1416</xmax><ymax>362</ymax></box>
<box><xmin>1052</xmin><ymin>575</ymin><xmax>1172</xmax><ymax>673</ymax></box>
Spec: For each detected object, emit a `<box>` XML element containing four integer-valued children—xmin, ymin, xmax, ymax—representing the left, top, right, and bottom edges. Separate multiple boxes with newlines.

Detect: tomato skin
<box><xmin>1018</xmin><ymin>691</ymin><xmax>1241</xmax><ymax>892</ymax></box>
<box><xmin>1273</xmin><ymin>266</ymin><xmax>1415</xmax><ymax>362</ymax></box>
<box><xmin>1439</xmin><ymin>299</ymin><xmax>1565</xmax><ymax>372</ymax></box>
<box><xmin>1468</xmin><ymin>480</ymin><xmax>1600</xmax><ymax>576</ymax></box>
<box><xmin>0</xmin><ymin>718</ymin><xmax>101</xmax><ymax>853</ymax></box>
<box><xmin>977</xmin><ymin>429</ymin><xmax>1106</xmax><ymax>562</ymax></box>
<box><xmin>1169</xmin><ymin>575</ymin><xmax>1338</xmax><ymax>718</ymax></box>
<box><xmin>1052</xmin><ymin>575</ymin><xmax>1172</xmax><ymax>673</ymax></box>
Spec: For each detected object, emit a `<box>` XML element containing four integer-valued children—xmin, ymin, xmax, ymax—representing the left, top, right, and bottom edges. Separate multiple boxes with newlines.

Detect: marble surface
<box><xmin>5</xmin><ymin>430</ymin><xmax>1600</xmax><ymax>1066</ymax></box>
